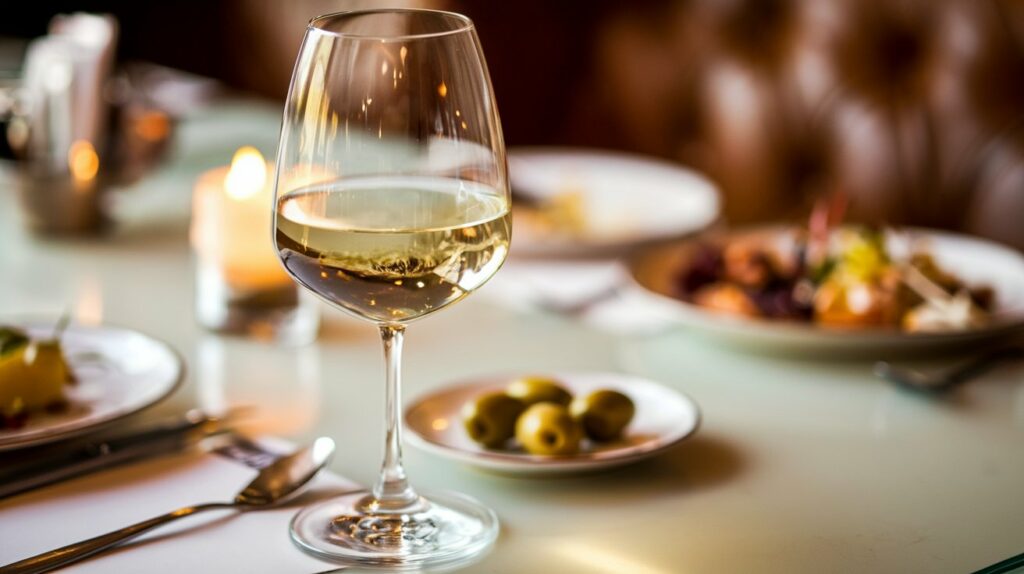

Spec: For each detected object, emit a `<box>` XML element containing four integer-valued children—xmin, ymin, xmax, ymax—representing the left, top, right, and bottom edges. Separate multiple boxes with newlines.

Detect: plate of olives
<box><xmin>0</xmin><ymin>321</ymin><xmax>183</xmax><ymax>450</ymax></box>
<box><xmin>405</xmin><ymin>372</ymin><xmax>700</xmax><ymax>475</ymax></box>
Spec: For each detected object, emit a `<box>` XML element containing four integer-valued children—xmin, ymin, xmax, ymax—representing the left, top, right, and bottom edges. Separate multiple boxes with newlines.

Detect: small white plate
<box><xmin>509</xmin><ymin>147</ymin><xmax>720</xmax><ymax>256</ymax></box>
<box><xmin>405</xmin><ymin>372</ymin><xmax>700</xmax><ymax>475</ymax></box>
<box><xmin>627</xmin><ymin>226</ymin><xmax>1024</xmax><ymax>355</ymax></box>
<box><xmin>0</xmin><ymin>323</ymin><xmax>184</xmax><ymax>451</ymax></box>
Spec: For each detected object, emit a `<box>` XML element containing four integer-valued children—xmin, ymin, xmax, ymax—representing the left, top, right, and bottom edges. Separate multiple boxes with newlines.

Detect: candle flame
<box><xmin>225</xmin><ymin>146</ymin><xmax>267</xmax><ymax>200</ymax></box>
<box><xmin>68</xmin><ymin>140</ymin><xmax>99</xmax><ymax>183</ymax></box>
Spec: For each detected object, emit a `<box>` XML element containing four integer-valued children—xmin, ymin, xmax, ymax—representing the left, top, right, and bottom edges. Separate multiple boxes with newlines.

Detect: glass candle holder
<box><xmin>17</xmin><ymin>141</ymin><xmax>111</xmax><ymax>235</ymax></box>
<box><xmin>191</xmin><ymin>147</ymin><xmax>319</xmax><ymax>344</ymax></box>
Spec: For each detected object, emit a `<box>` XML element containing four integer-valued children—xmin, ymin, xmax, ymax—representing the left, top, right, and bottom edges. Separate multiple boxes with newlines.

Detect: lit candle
<box><xmin>191</xmin><ymin>147</ymin><xmax>289</xmax><ymax>290</ymax></box>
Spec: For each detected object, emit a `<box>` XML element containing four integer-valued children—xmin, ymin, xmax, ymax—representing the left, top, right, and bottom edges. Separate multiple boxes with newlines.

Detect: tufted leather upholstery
<box><xmin>461</xmin><ymin>0</ymin><xmax>1024</xmax><ymax>249</ymax></box>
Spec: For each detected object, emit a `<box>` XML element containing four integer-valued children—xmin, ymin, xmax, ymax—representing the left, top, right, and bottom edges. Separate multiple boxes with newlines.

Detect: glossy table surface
<box><xmin>1</xmin><ymin>100</ymin><xmax>1023</xmax><ymax>574</ymax></box>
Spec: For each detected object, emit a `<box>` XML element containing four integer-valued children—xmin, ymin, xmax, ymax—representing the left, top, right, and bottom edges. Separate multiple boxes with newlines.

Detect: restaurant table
<box><xmin>1</xmin><ymin>99</ymin><xmax>1023</xmax><ymax>574</ymax></box>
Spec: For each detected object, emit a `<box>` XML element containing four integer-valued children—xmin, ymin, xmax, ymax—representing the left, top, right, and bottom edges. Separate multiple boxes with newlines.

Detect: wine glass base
<box><xmin>289</xmin><ymin>490</ymin><xmax>498</xmax><ymax>571</ymax></box>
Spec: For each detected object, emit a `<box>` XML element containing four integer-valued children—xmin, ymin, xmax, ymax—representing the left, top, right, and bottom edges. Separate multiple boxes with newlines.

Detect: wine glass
<box><xmin>272</xmin><ymin>9</ymin><xmax>510</xmax><ymax>570</ymax></box>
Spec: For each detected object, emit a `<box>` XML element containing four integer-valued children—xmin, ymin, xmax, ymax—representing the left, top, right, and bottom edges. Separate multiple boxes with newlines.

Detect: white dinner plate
<box><xmin>627</xmin><ymin>226</ymin><xmax>1024</xmax><ymax>355</ymax></box>
<box><xmin>405</xmin><ymin>372</ymin><xmax>700</xmax><ymax>475</ymax></box>
<box><xmin>0</xmin><ymin>323</ymin><xmax>184</xmax><ymax>451</ymax></box>
<box><xmin>509</xmin><ymin>147</ymin><xmax>720</xmax><ymax>256</ymax></box>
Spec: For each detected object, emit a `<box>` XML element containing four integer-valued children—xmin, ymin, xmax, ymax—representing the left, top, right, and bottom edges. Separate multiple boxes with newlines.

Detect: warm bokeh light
<box><xmin>74</xmin><ymin>276</ymin><xmax>104</xmax><ymax>326</ymax></box>
<box><xmin>553</xmin><ymin>540</ymin><xmax>673</xmax><ymax>574</ymax></box>
<box><xmin>67</xmin><ymin>140</ymin><xmax>99</xmax><ymax>184</ymax></box>
<box><xmin>134</xmin><ymin>111</ymin><xmax>171</xmax><ymax>142</ymax></box>
<box><xmin>224</xmin><ymin>146</ymin><xmax>268</xmax><ymax>200</ymax></box>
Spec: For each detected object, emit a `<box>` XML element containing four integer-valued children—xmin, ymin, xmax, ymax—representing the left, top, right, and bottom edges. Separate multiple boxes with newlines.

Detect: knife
<box><xmin>0</xmin><ymin>409</ymin><xmax>238</xmax><ymax>500</ymax></box>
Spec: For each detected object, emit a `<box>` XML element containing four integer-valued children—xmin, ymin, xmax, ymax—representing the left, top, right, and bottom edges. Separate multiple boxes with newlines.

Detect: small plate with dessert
<box><xmin>0</xmin><ymin>321</ymin><xmax>183</xmax><ymax>451</ymax></box>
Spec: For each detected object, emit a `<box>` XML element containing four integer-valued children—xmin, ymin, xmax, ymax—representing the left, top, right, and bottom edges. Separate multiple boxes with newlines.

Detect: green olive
<box><xmin>461</xmin><ymin>392</ymin><xmax>525</xmax><ymax>448</ymax></box>
<box><xmin>515</xmin><ymin>403</ymin><xmax>583</xmax><ymax>455</ymax></box>
<box><xmin>570</xmin><ymin>389</ymin><xmax>635</xmax><ymax>441</ymax></box>
<box><xmin>506</xmin><ymin>376</ymin><xmax>572</xmax><ymax>407</ymax></box>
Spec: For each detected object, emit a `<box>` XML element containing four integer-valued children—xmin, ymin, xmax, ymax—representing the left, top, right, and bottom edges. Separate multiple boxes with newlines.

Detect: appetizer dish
<box><xmin>461</xmin><ymin>375</ymin><xmax>635</xmax><ymax>456</ymax></box>
<box><xmin>675</xmin><ymin>226</ymin><xmax>995</xmax><ymax>334</ymax></box>
<box><xmin>0</xmin><ymin>324</ymin><xmax>74</xmax><ymax>429</ymax></box>
<box><xmin>407</xmin><ymin>372</ymin><xmax>700</xmax><ymax>474</ymax></box>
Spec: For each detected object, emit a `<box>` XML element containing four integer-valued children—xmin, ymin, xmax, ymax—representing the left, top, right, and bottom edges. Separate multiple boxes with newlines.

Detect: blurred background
<box><xmin>0</xmin><ymin>0</ymin><xmax>1022</xmax><ymax>249</ymax></box>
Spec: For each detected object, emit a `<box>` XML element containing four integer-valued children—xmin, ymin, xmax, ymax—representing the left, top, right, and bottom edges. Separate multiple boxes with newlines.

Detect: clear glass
<box><xmin>271</xmin><ymin>9</ymin><xmax>509</xmax><ymax>570</ymax></box>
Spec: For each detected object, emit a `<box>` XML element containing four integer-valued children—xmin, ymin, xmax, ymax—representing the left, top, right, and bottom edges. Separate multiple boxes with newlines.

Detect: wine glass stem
<box><xmin>371</xmin><ymin>324</ymin><xmax>422</xmax><ymax>513</ymax></box>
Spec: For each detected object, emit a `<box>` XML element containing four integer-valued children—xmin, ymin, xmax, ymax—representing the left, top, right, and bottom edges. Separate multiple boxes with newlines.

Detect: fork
<box><xmin>874</xmin><ymin>346</ymin><xmax>1024</xmax><ymax>395</ymax></box>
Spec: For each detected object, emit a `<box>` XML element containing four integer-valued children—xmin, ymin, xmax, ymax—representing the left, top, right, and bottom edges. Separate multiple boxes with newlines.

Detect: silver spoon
<box><xmin>2</xmin><ymin>437</ymin><xmax>336</xmax><ymax>574</ymax></box>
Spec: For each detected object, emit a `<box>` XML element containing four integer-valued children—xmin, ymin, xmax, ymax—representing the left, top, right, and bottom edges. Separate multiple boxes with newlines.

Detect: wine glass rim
<box><xmin>308</xmin><ymin>9</ymin><xmax>475</xmax><ymax>41</ymax></box>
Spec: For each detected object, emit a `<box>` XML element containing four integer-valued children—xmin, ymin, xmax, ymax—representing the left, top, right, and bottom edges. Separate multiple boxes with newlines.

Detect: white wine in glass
<box><xmin>273</xmin><ymin>9</ymin><xmax>509</xmax><ymax>570</ymax></box>
<box><xmin>276</xmin><ymin>176</ymin><xmax>510</xmax><ymax>323</ymax></box>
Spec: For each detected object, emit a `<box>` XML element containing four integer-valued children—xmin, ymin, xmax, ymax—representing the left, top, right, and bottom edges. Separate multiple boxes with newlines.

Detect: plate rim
<box><xmin>509</xmin><ymin>146</ymin><xmax>722</xmax><ymax>255</ymax></box>
<box><xmin>0</xmin><ymin>321</ymin><xmax>185</xmax><ymax>451</ymax></box>
<box><xmin>625</xmin><ymin>225</ymin><xmax>1024</xmax><ymax>347</ymax></box>
<box><xmin>404</xmin><ymin>371</ymin><xmax>702</xmax><ymax>473</ymax></box>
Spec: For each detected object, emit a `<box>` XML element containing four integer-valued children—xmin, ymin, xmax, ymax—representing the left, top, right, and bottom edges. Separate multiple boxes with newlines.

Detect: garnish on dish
<box><xmin>674</xmin><ymin>199</ymin><xmax>995</xmax><ymax>333</ymax></box>
<box><xmin>0</xmin><ymin>322</ymin><xmax>75</xmax><ymax>429</ymax></box>
<box><xmin>513</xmin><ymin>182</ymin><xmax>588</xmax><ymax>239</ymax></box>
<box><xmin>461</xmin><ymin>376</ymin><xmax>635</xmax><ymax>456</ymax></box>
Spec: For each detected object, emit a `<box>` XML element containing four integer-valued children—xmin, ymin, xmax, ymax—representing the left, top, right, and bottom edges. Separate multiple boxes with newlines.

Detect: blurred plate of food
<box><xmin>509</xmin><ymin>147</ymin><xmax>720</xmax><ymax>256</ymax></box>
<box><xmin>0</xmin><ymin>321</ymin><xmax>183</xmax><ymax>450</ymax></box>
<box><xmin>627</xmin><ymin>224</ymin><xmax>1024</xmax><ymax>355</ymax></box>
<box><xmin>405</xmin><ymin>372</ymin><xmax>700</xmax><ymax>475</ymax></box>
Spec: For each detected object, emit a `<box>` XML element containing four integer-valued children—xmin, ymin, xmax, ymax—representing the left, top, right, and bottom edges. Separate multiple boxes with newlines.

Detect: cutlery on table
<box><xmin>0</xmin><ymin>409</ymin><xmax>242</xmax><ymax>500</ymax></box>
<box><xmin>1</xmin><ymin>437</ymin><xmax>336</xmax><ymax>574</ymax></box>
<box><xmin>972</xmin><ymin>548</ymin><xmax>1024</xmax><ymax>574</ymax></box>
<box><xmin>875</xmin><ymin>346</ymin><xmax>1024</xmax><ymax>395</ymax></box>
<box><xmin>533</xmin><ymin>282</ymin><xmax>622</xmax><ymax>317</ymax></box>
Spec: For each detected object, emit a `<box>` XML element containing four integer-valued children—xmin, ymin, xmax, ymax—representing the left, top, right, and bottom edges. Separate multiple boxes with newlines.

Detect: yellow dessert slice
<box><xmin>0</xmin><ymin>329</ymin><xmax>71</xmax><ymax>418</ymax></box>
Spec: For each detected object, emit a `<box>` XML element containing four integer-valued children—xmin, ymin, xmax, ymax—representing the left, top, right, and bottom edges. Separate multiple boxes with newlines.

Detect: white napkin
<box><xmin>0</xmin><ymin>439</ymin><xmax>358</xmax><ymax>573</ymax></box>
<box><xmin>484</xmin><ymin>258</ymin><xmax>677</xmax><ymax>335</ymax></box>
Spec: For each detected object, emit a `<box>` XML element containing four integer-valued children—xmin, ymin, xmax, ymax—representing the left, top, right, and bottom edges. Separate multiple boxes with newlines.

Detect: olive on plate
<box><xmin>461</xmin><ymin>392</ymin><xmax>525</xmax><ymax>448</ymax></box>
<box><xmin>515</xmin><ymin>403</ymin><xmax>583</xmax><ymax>456</ymax></box>
<box><xmin>506</xmin><ymin>376</ymin><xmax>572</xmax><ymax>407</ymax></box>
<box><xmin>570</xmin><ymin>389</ymin><xmax>635</xmax><ymax>441</ymax></box>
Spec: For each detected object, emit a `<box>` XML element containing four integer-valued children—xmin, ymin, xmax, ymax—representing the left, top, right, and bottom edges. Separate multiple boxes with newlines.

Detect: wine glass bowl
<box><xmin>272</xmin><ymin>9</ymin><xmax>507</xmax><ymax>570</ymax></box>
<box><xmin>275</xmin><ymin>176</ymin><xmax>511</xmax><ymax>324</ymax></box>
